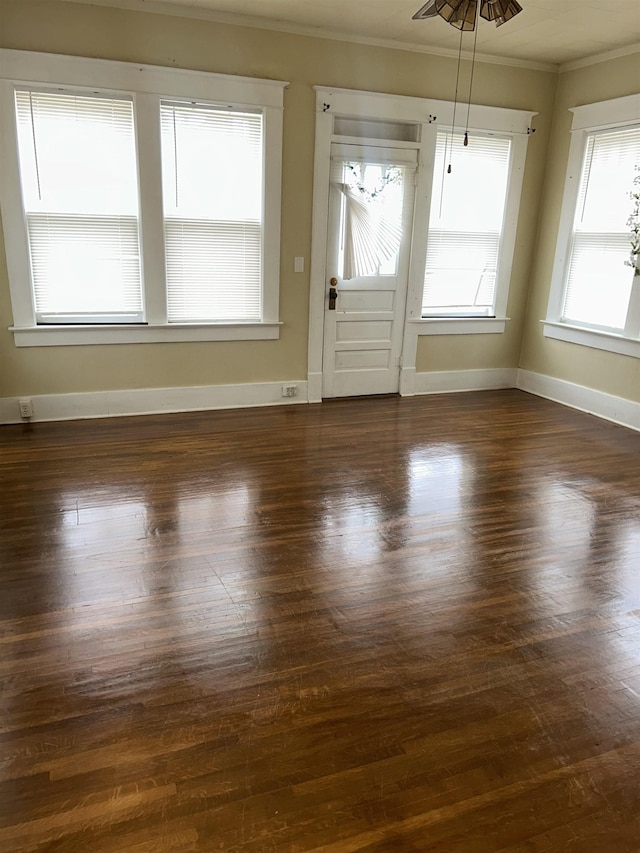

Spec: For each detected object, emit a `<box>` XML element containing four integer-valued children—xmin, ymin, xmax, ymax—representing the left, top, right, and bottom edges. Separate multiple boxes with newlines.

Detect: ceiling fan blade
<box><xmin>435</xmin><ymin>0</ymin><xmax>478</xmax><ymax>31</ymax></box>
<box><xmin>414</xmin><ymin>0</ymin><xmax>522</xmax><ymax>28</ymax></box>
<box><xmin>412</xmin><ymin>0</ymin><xmax>439</xmax><ymax>20</ymax></box>
<box><xmin>480</xmin><ymin>0</ymin><xmax>523</xmax><ymax>25</ymax></box>
<box><xmin>494</xmin><ymin>0</ymin><xmax>523</xmax><ymax>26</ymax></box>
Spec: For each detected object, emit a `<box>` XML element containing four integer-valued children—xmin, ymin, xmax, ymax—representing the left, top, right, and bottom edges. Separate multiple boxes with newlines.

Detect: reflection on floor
<box><xmin>1</xmin><ymin>389</ymin><xmax>639</xmax><ymax>851</ymax></box>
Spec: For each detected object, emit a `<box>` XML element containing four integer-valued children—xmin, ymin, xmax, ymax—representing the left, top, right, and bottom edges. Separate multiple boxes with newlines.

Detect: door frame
<box><xmin>307</xmin><ymin>86</ymin><xmax>438</xmax><ymax>403</ymax></box>
<box><xmin>321</xmin><ymin>143</ymin><xmax>418</xmax><ymax>399</ymax></box>
<box><xmin>307</xmin><ymin>87</ymin><xmax>536</xmax><ymax>403</ymax></box>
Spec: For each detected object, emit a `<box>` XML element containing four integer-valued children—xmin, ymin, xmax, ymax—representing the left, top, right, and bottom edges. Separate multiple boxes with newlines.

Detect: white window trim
<box><xmin>544</xmin><ymin>92</ymin><xmax>640</xmax><ymax>358</ymax></box>
<box><xmin>0</xmin><ymin>49</ymin><xmax>288</xmax><ymax>346</ymax></box>
<box><xmin>400</xmin><ymin>113</ymin><xmax>532</xmax><ymax>337</ymax></box>
<box><xmin>542</xmin><ymin>320</ymin><xmax>640</xmax><ymax>359</ymax></box>
<box><xmin>409</xmin><ymin>317</ymin><xmax>509</xmax><ymax>335</ymax></box>
<box><xmin>10</xmin><ymin>323</ymin><xmax>282</xmax><ymax>348</ymax></box>
<box><xmin>418</xmin><ymin>129</ymin><xmax>528</xmax><ymax>325</ymax></box>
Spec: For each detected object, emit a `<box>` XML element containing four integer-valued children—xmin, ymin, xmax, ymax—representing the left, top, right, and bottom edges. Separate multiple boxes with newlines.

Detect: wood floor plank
<box><xmin>1</xmin><ymin>390</ymin><xmax>639</xmax><ymax>850</ymax></box>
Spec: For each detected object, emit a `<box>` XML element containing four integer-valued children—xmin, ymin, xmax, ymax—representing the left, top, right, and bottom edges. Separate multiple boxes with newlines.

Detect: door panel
<box><xmin>335</xmin><ymin>349</ymin><xmax>390</xmax><ymax>370</ymax></box>
<box><xmin>322</xmin><ymin>144</ymin><xmax>417</xmax><ymax>398</ymax></box>
<box><xmin>336</xmin><ymin>320</ymin><xmax>392</xmax><ymax>341</ymax></box>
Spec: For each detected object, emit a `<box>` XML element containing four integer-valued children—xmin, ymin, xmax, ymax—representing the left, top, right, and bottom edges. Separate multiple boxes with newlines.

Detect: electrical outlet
<box><xmin>19</xmin><ymin>398</ymin><xmax>34</xmax><ymax>419</ymax></box>
<box><xmin>281</xmin><ymin>384</ymin><xmax>298</xmax><ymax>398</ymax></box>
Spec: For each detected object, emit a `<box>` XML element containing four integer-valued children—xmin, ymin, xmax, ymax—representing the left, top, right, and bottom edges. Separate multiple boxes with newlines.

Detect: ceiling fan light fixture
<box><xmin>412</xmin><ymin>0</ymin><xmax>439</xmax><ymax>20</ymax></box>
<box><xmin>435</xmin><ymin>0</ymin><xmax>478</xmax><ymax>31</ymax></box>
<box><xmin>412</xmin><ymin>0</ymin><xmax>523</xmax><ymax>173</ymax></box>
<box><xmin>413</xmin><ymin>0</ymin><xmax>523</xmax><ymax>29</ymax></box>
<box><xmin>481</xmin><ymin>0</ymin><xmax>523</xmax><ymax>26</ymax></box>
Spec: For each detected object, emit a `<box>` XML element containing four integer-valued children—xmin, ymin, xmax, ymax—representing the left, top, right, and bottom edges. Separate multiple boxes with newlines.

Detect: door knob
<box><xmin>329</xmin><ymin>277</ymin><xmax>338</xmax><ymax>310</ymax></box>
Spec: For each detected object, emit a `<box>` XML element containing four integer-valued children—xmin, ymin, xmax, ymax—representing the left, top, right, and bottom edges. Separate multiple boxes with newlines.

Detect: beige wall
<box><xmin>519</xmin><ymin>52</ymin><xmax>640</xmax><ymax>403</ymax></box>
<box><xmin>0</xmin><ymin>0</ymin><xmax>558</xmax><ymax>398</ymax></box>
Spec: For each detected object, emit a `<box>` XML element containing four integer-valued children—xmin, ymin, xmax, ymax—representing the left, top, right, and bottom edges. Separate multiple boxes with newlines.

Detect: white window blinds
<box><xmin>160</xmin><ymin>102</ymin><xmax>263</xmax><ymax>323</ymax></box>
<box><xmin>422</xmin><ymin>131</ymin><xmax>511</xmax><ymax>317</ymax></box>
<box><xmin>561</xmin><ymin>125</ymin><xmax>640</xmax><ymax>331</ymax></box>
<box><xmin>14</xmin><ymin>90</ymin><xmax>143</xmax><ymax>323</ymax></box>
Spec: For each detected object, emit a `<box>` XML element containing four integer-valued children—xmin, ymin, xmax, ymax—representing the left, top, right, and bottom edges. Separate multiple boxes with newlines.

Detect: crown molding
<box><xmin>55</xmin><ymin>0</ymin><xmax>559</xmax><ymax>73</ymax></box>
<box><xmin>560</xmin><ymin>42</ymin><xmax>640</xmax><ymax>73</ymax></box>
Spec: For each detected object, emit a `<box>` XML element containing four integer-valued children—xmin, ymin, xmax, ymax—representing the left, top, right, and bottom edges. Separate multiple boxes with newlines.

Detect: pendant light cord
<box><xmin>439</xmin><ymin>23</ymin><xmax>464</xmax><ymax>214</ymax></box>
<box><xmin>446</xmin><ymin>25</ymin><xmax>464</xmax><ymax>175</ymax></box>
<box><xmin>464</xmin><ymin>0</ymin><xmax>481</xmax><ymax>144</ymax></box>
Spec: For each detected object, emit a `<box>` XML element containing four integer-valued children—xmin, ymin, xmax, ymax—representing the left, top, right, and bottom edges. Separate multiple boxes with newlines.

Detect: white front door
<box><xmin>322</xmin><ymin>143</ymin><xmax>417</xmax><ymax>398</ymax></box>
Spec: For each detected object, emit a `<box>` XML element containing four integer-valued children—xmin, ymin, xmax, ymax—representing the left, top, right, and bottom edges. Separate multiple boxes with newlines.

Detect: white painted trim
<box><xmin>413</xmin><ymin>368</ymin><xmax>517</xmax><ymax>394</ymax></box>
<box><xmin>0</xmin><ymin>49</ymin><xmax>288</xmax><ymax>107</ymax></box>
<box><xmin>545</xmin><ymin>127</ymin><xmax>586</xmax><ymax>323</ymax></box>
<box><xmin>308</xmin><ymin>87</ymin><xmax>533</xmax><ymax>402</ymax></box>
<box><xmin>0</xmin><ymin>50</ymin><xmax>286</xmax><ymax>337</ymax></box>
<box><xmin>135</xmin><ymin>93</ymin><xmax>168</xmax><ymax>324</ymax></box>
<box><xmin>0</xmin><ymin>80</ymin><xmax>35</xmax><ymax>328</ymax></box>
<box><xmin>542</xmin><ymin>321</ymin><xmax>640</xmax><ymax>359</ymax></box>
<box><xmin>403</xmin><ymin>122</ymin><xmax>438</xmax><ymax>327</ymax></box>
<box><xmin>307</xmin><ymin>372</ymin><xmax>323</xmax><ymax>404</ymax></box>
<box><xmin>545</xmin><ymin>94</ymin><xmax>640</xmax><ymax>339</ymax></box>
<box><xmin>53</xmin><ymin>0</ymin><xmax>557</xmax><ymax>72</ymax></box>
<box><xmin>569</xmin><ymin>93</ymin><xmax>640</xmax><ymax>132</ymax></box>
<box><xmin>307</xmin><ymin>109</ymin><xmax>334</xmax><ymax>394</ymax></box>
<box><xmin>399</xmin><ymin>366</ymin><xmax>416</xmax><ymax>397</ymax></box>
<box><xmin>315</xmin><ymin>86</ymin><xmax>536</xmax><ymax>134</ymax></box>
<box><xmin>330</xmin><ymin>143</ymin><xmax>419</xmax><ymax>164</ymax></box>
<box><xmin>3</xmin><ymin>370</ymin><xmax>638</xmax><ymax>432</ymax></box>
<box><xmin>561</xmin><ymin>45</ymin><xmax>640</xmax><ymax>74</ymax></box>
<box><xmin>261</xmin><ymin>105</ymin><xmax>285</xmax><ymax>324</ymax></box>
<box><xmin>494</xmin><ymin>132</ymin><xmax>528</xmax><ymax>319</ymax></box>
<box><xmin>0</xmin><ymin>379</ymin><xmax>308</xmax><ymax>424</ymax></box>
<box><xmin>516</xmin><ymin>370</ymin><xmax>640</xmax><ymax>432</ymax></box>
<box><xmin>411</xmin><ymin>318</ymin><xmax>508</xmax><ymax>335</ymax></box>
<box><xmin>10</xmin><ymin>323</ymin><xmax>282</xmax><ymax>346</ymax></box>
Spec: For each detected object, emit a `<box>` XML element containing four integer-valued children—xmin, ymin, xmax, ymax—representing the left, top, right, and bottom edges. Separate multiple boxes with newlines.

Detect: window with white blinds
<box><xmin>1</xmin><ymin>53</ymin><xmax>285</xmax><ymax>344</ymax></box>
<box><xmin>14</xmin><ymin>90</ymin><xmax>143</xmax><ymax>323</ymax></box>
<box><xmin>160</xmin><ymin>102</ymin><xmax>263</xmax><ymax>323</ymax></box>
<box><xmin>423</xmin><ymin>131</ymin><xmax>511</xmax><ymax>317</ymax></box>
<box><xmin>561</xmin><ymin>125</ymin><xmax>640</xmax><ymax>331</ymax></box>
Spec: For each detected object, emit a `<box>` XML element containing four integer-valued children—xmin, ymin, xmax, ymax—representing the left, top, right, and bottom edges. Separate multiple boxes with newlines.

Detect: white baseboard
<box><xmin>413</xmin><ymin>367</ymin><xmax>518</xmax><ymax>395</ymax></box>
<box><xmin>3</xmin><ymin>369</ymin><xmax>636</xmax><ymax>431</ymax></box>
<box><xmin>399</xmin><ymin>366</ymin><xmax>416</xmax><ymax>396</ymax></box>
<box><xmin>516</xmin><ymin>369</ymin><xmax>640</xmax><ymax>432</ymax></box>
<box><xmin>307</xmin><ymin>372</ymin><xmax>323</xmax><ymax>404</ymax></box>
<box><xmin>0</xmin><ymin>380</ymin><xmax>309</xmax><ymax>424</ymax></box>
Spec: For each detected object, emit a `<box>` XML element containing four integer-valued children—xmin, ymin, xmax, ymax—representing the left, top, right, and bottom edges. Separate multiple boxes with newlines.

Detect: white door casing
<box><xmin>321</xmin><ymin>144</ymin><xmax>417</xmax><ymax>398</ymax></box>
<box><xmin>307</xmin><ymin>87</ymin><xmax>535</xmax><ymax>404</ymax></box>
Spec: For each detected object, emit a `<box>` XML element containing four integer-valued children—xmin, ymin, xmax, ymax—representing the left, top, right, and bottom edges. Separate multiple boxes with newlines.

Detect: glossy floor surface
<box><xmin>1</xmin><ymin>391</ymin><xmax>640</xmax><ymax>851</ymax></box>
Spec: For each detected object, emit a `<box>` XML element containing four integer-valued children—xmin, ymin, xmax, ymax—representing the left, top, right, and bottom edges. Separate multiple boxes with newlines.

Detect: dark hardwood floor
<box><xmin>1</xmin><ymin>390</ymin><xmax>639</xmax><ymax>852</ymax></box>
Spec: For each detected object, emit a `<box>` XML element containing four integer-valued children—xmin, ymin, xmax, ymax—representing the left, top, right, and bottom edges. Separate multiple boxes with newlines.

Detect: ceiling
<box><xmin>62</xmin><ymin>0</ymin><xmax>640</xmax><ymax>68</ymax></box>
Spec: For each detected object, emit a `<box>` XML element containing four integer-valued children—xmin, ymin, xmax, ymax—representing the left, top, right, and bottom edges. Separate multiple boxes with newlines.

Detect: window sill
<box><xmin>410</xmin><ymin>317</ymin><xmax>508</xmax><ymax>335</ymax></box>
<box><xmin>542</xmin><ymin>321</ymin><xmax>640</xmax><ymax>359</ymax></box>
<box><xmin>10</xmin><ymin>322</ymin><xmax>282</xmax><ymax>347</ymax></box>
